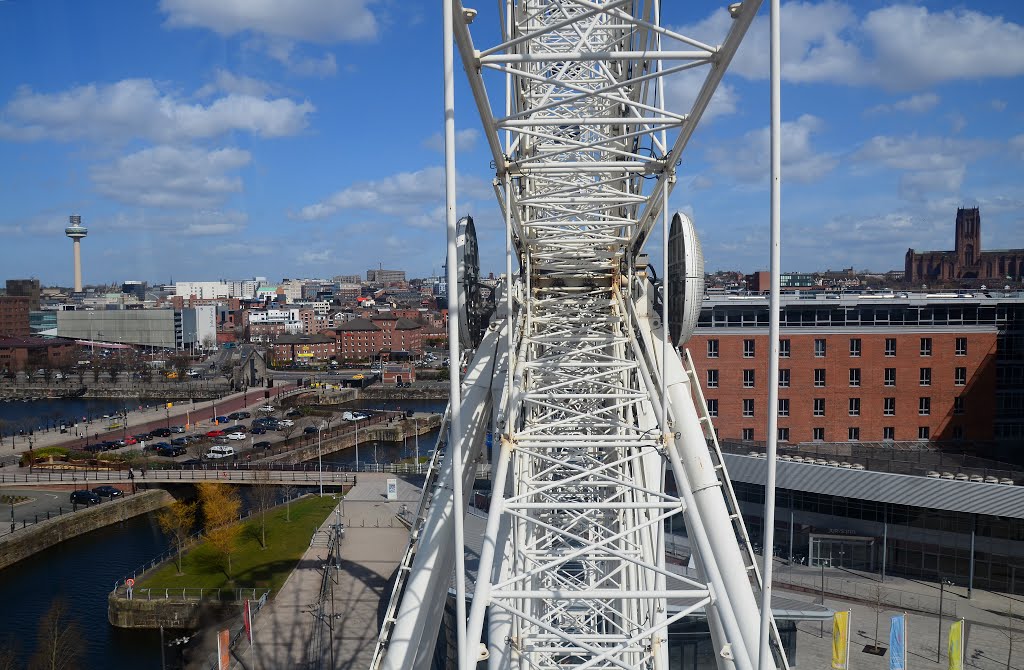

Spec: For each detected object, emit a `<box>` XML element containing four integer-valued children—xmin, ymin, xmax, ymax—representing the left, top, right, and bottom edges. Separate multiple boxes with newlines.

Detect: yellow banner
<box><xmin>948</xmin><ymin>619</ymin><xmax>964</xmax><ymax>670</ymax></box>
<box><xmin>832</xmin><ymin>610</ymin><xmax>850</xmax><ymax>670</ymax></box>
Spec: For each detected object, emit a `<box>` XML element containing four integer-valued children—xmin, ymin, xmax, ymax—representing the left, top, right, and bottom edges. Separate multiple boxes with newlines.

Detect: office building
<box><xmin>6</xmin><ymin>279</ymin><xmax>41</xmax><ymax>310</ymax></box>
<box><xmin>0</xmin><ymin>297</ymin><xmax>31</xmax><ymax>337</ymax></box>
<box><xmin>55</xmin><ymin>308</ymin><xmax>210</xmax><ymax>350</ymax></box>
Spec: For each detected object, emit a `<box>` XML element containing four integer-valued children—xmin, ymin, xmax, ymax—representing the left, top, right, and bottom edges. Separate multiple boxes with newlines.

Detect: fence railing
<box><xmin>773</xmin><ymin>569</ymin><xmax>957</xmax><ymax>617</ymax></box>
<box><xmin>0</xmin><ymin>487</ymin><xmax>145</xmax><ymax>540</ymax></box>
<box><xmin>110</xmin><ymin>586</ymin><xmax>269</xmax><ymax>603</ymax></box>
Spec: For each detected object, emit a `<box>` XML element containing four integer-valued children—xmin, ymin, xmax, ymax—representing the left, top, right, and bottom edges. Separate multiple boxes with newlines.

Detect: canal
<box><xmin>0</xmin><ymin>395</ymin><xmax>451</xmax><ymax>666</ymax></box>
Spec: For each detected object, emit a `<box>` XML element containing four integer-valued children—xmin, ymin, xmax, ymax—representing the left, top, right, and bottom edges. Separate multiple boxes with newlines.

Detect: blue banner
<box><xmin>890</xmin><ymin>614</ymin><xmax>906</xmax><ymax>670</ymax></box>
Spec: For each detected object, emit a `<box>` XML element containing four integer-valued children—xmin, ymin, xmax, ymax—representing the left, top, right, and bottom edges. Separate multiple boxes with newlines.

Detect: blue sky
<box><xmin>1</xmin><ymin>0</ymin><xmax>1023</xmax><ymax>286</ymax></box>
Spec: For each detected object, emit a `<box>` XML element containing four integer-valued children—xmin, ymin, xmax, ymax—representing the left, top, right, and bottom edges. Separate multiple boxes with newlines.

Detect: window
<box><xmin>849</xmin><ymin>338</ymin><xmax>861</xmax><ymax>357</ymax></box>
<box><xmin>849</xmin><ymin>397</ymin><xmax>861</xmax><ymax>416</ymax></box>
<box><xmin>778</xmin><ymin>398</ymin><xmax>790</xmax><ymax>417</ymax></box>
<box><xmin>743</xmin><ymin>369</ymin><xmax>755</xmax><ymax>388</ymax></box>
<box><xmin>954</xmin><ymin>367</ymin><xmax>966</xmax><ymax>386</ymax></box>
<box><xmin>707</xmin><ymin>399</ymin><xmax>718</xmax><ymax>418</ymax></box>
<box><xmin>779</xmin><ymin>339</ymin><xmax>791</xmax><ymax>358</ymax></box>
<box><xmin>920</xmin><ymin>337</ymin><xmax>932</xmax><ymax>356</ymax></box>
<box><xmin>883</xmin><ymin>397</ymin><xmax>896</xmax><ymax>416</ymax></box>
<box><xmin>742</xmin><ymin>428</ymin><xmax>754</xmax><ymax>441</ymax></box>
<box><xmin>707</xmin><ymin>339</ymin><xmax>719</xmax><ymax>358</ymax></box>
<box><xmin>779</xmin><ymin>369</ymin><xmax>790</xmax><ymax>388</ymax></box>
<box><xmin>743</xmin><ymin>339</ymin><xmax>755</xmax><ymax>358</ymax></box>
<box><xmin>919</xmin><ymin>397</ymin><xmax>931</xmax><ymax>416</ymax></box>
<box><xmin>918</xmin><ymin>426</ymin><xmax>930</xmax><ymax>440</ymax></box>
<box><xmin>812</xmin><ymin>427</ymin><xmax>825</xmax><ymax>441</ymax></box>
<box><xmin>778</xmin><ymin>427</ymin><xmax>789</xmax><ymax>442</ymax></box>
<box><xmin>814</xmin><ymin>369</ymin><xmax>826</xmax><ymax>387</ymax></box>
<box><xmin>883</xmin><ymin>426</ymin><xmax>895</xmax><ymax>441</ymax></box>
<box><xmin>952</xmin><ymin>425</ymin><xmax>964</xmax><ymax>440</ymax></box>
<box><xmin>884</xmin><ymin>368</ymin><xmax>896</xmax><ymax>387</ymax></box>
<box><xmin>813</xmin><ymin>398</ymin><xmax>825</xmax><ymax>417</ymax></box>
<box><xmin>954</xmin><ymin>396</ymin><xmax>965</xmax><ymax>415</ymax></box>
<box><xmin>814</xmin><ymin>338</ymin><xmax>826</xmax><ymax>358</ymax></box>
<box><xmin>706</xmin><ymin>369</ymin><xmax>719</xmax><ymax>389</ymax></box>
<box><xmin>885</xmin><ymin>338</ymin><xmax>897</xmax><ymax>357</ymax></box>
<box><xmin>848</xmin><ymin>427</ymin><xmax>860</xmax><ymax>441</ymax></box>
<box><xmin>955</xmin><ymin>337</ymin><xmax>967</xmax><ymax>357</ymax></box>
<box><xmin>920</xmin><ymin>368</ymin><xmax>931</xmax><ymax>386</ymax></box>
<box><xmin>849</xmin><ymin>368</ymin><xmax>861</xmax><ymax>387</ymax></box>
<box><xmin>742</xmin><ymin>399</ymin><xmax>754</xmax><ymax>418</ymax></box>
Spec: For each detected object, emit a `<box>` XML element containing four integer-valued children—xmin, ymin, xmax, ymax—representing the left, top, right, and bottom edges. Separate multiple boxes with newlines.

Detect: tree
<box><xmin>156</xmin><ymin>499</ymin><xmax>197</xmax><ymax>574</ymax></box>
<box><xmin>28</xmin><ymin>598</ymin><xmax>83</xmax><ymax>670</ymax></box>
<box><xmin>1000</xmin><ymin>600</ymin><xmax>1024</xmax><ymax>670</ymax></box>
<box><xmin>202</xmin><ymin>335</ymin><xmax>217</xmax><ymax>352</ymax></box>
<box><xmin>252</xmin><ymin>471</ymin><xmax>277</xmax><ymax>549</ymax></box>
<box><xmin>197</xmin><ymin>482</ymin><xmax>242</xmax><ymax>579</ymax></box>
<box><xmin>170</xmin><ymin>353</ymin><xmax>191</xmax><ymax>382</ymax></box>
<box><xmin>281</xmin><ymin>483</ymin><xmax>298</xmax><ymax>522</ymax></box>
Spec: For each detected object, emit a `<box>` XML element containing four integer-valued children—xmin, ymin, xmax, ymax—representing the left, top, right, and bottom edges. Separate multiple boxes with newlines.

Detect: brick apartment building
<box><xmin>686</xmin><ymin>292</ymin><xmax>1024</xmax><ymax>452</ymax></box>
<box><xmin>271</xmin><ymin>334</ymin><xmax>336</xmax><ymax>364</ymax></box>
<box><xmin>334</xmin><ymin>316</ymin><xmax>430</xmax><ymax>361</ymax></box>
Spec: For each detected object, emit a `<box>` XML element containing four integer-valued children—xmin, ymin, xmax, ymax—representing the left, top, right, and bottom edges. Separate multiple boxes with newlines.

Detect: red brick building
<box><xmin>271</xmin><ymin>334</ymin><xmax>336</xmax><ymax>365</ymax></box>
<box><xmin>0</xmin><ymin>337</ymin><xmax>79</xmax><ymax>373</ymax></box>
<box><xmin>687</xmin><ymin>294</ymin><xmax>1004</xmax><ymax>446</ymax></box>
<box><xmin>334</xmin><ymin>316</ymin><xmax>429</xmax><ymax>361</ymax></box>
<box><xmin>0</xmin><ymin>296</ymin><xmax>31</xmax><ymax>337</ymax></box>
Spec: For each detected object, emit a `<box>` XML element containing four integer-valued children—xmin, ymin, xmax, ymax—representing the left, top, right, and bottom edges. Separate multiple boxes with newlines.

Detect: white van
<box><xmin>205</xmin><ymin>446</ymin><xmax>236</xmax><ymax>459</ymax></box>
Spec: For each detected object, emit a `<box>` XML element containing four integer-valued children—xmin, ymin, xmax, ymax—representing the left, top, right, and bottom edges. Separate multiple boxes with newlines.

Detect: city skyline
<box><xmin>1</xmin><ymin>1</ymin><xmax>1023</xmax><ymax>284</ymax></box>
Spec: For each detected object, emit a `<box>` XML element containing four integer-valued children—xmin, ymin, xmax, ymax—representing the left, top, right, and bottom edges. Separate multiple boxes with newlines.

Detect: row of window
<box><xmin>708</xmin><ymin>366</ymin><xmax>968</xmax><ymax>388</ymax></box>
<box><xmin>709</xmin><ymin>336</ymin><xmax>969</xmax><ymax>359</ymax></box>
<box><xmin>707</xmin><ymin>396</ymin><xmax>965</xmax><ymax>418</ymax></box>
<box><xmin>736</xmin><ymin>425</ymin><xmax>944</xmax><ymax>442</ymax></box>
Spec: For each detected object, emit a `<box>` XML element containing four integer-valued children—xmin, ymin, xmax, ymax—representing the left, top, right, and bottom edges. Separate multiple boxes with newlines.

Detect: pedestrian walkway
<box><xmin>246</xmin><ymin>478</ymin><xmax>418</xmax><ymax>669</ymax></box>
<box><xmin>769</xmin><ymin>558</ymin><xmax>1023</xmax><ymax>670</ymax></box>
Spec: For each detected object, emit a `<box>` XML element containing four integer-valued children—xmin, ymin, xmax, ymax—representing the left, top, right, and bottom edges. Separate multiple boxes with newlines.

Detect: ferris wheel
<box><xmin>374</xmin><ymin>2</ymin><xmax>787</xmax><ymax>669</ymax></box>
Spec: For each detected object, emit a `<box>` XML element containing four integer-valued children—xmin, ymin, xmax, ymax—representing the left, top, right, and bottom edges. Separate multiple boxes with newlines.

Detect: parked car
<box><xmin>70</xmin><ymin>490</ymin><xmax>100</xmax><ymax>505</ymax></box>
<box><xmin>170</xmin><ymin>437</ymin><xmax>188</xmax><ymax>446</ymax></box>
<box><xmin>254</xmin><ymin>441</ymin><xmax>272</xmax><ymax>450</ymax></box>
<box><xmin>226</xmin><ymin>432</ymin><xmax>246</xmax><ymax>441</ymax></box>
<box><xmin>206</xmin><ymin>429</ymin><xmax>225</xmax><ymax>438</ymax></box>
<box><xmin>250</xmin><ymin>425</ymin><xmax>267</xmax><ymax>435</ymax></box>
<box><xmin>92</xmin><ymin>485</ymin><xmax>123</xmax><ymax>498</ymax></box>
<box><xmin>236</xmin><ymin>411</ymin><xmax>251</xmax><ymax>419</ymax></box>
<box><xmin>258</xmin><ymin>405</ymin><xmax>275</xmax><ymax>412</ymax></box>
<box><xmin>151</xmin><ymin>428</ymin><xmax>172</xmax><ymax>437</ymax></box>
<box><xmin>215</xmin><ymin>416</ymin><xmax>229</xmax><ymax>424</ymax></box>
<box><xmin>123</xmin><ymin>436</ymin><xmax>138</xmax><ymax>445</ymax></box>
<box><xmin>303</xmin><ymin>426</ymin><xmax>318</xmax><ymax>435</ymax></box>
<box><xmin>170</xmin><ymin>425</ymin><xmax>185</xmax><ymax>433</ymax></box>
<box><xmin>228</xmin><ymin>412</ymin><xmax>244</xmax><ymax>420</ymax></box>
<box><xmin>133</xmin><ymin>433</ymin><xmax>152</xmax><ymax>442</ymax></box>
<box><xmin>227</xmin><ymin>425</ymin><xmax>247</xmax><ymax>434</ymax></box>
<box><xmin>342</xmin><ymin>411</ymin><xmax>371</xmax><ymax>422</ymax></box>
<box><xmin>158</xmin><ymin>446</ymin><xmax>186</xmax><ymax>457</ymax></box>
<box><xmin>278</xmin><ymin>419</ymin><xmax>294</xmax><ymax>427</ymax></box>
<box><xmin>286</xmin><ymin>409</ymin><xmax>302</xmax><ymax>417</ymax></box>
<box><xmin>205</xmin><ymin>446</ymin><xmax>235</xmax><ymax>459</ymax></box>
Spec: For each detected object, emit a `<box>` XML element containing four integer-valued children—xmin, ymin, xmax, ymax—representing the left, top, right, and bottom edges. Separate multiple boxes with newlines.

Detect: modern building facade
<box><xmin>687</xmin><ymin>291</ymin><xmax>1024</xmax><ymax>461</ymax></box>
<box><xmin>55</xmin><ymin>308</ymin><xmax>205</xmax><ymax>350</ymax></box>
<box><xmin>366</xmin><ymin>269</ymin><xmax>406</xmax><ymax>285</ymax></box>
<box><xmin>905</xmin><ymin>208</ymin><xmax>1024</xmax><ymax>284</ymax></box>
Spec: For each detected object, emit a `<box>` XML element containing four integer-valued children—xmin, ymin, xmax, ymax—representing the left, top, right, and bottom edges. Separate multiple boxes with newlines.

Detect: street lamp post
<box><xmin>317</xmin><ymin>422</ymin><xmax>326</xmax><ymax>497</ymax></box>
<box><xmin>938</xmin><ymin>578</ymin><xmax>953</xmax><ymax>661</ymax></box>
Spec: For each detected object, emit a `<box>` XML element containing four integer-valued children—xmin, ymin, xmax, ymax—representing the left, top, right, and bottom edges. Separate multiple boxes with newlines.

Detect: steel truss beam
<box><xmin>385</xmin><ymin>2</ymin><xmax>777</xmax><ymax>669</ymax></box>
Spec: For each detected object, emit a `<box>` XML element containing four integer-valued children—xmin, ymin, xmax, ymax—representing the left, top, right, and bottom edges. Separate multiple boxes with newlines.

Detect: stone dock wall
<box><xmin>0</xmin><ymin>489</ymin><xmax>173</xmax><ymax>571</ymax></box>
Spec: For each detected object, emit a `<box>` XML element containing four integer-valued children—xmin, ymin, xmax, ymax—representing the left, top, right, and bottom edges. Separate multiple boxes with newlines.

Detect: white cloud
<box><xmin>863</xmin><ymin>5</ymin><xmax>1024</xmax><ymax>89</ymax></box>
<box><xmin>0</xmin><ymin>79</ymin><xmax>314</xmax><ymax>144</ymax></box>
<box><xmin>91</xmin><ymin>146</ymin><xmax>251</xmax><ymax>208</ymax></box>
<box><xmin>676</xmin><ymin>2</ymin><xmax>1024</xmax><ymax>90</ymax></box>
<box><xmin>422</xmin><ymin>128</ymin><xmax>480</xmax><ymax>152</ymax></box>
<box><xmin>292</xmin><ymin>166</ymin><xmax>493</xmax><ymax>222</ymax></box>
<box><xmin>705</xmin><ymin>114</ymin><xmax>837</xmax><ymax>184</ymax></box>
<box><xmin>664</xmin><ymin>68</ymin><xmax>738</xmax><ymax>121</ymax></box>
<box><xmin>991</xmin><ymin>99</ymin><xmax>1008</xmax><ymax>112</ymax></box>
<box><xmin>160</xmin><ymin>0</ymin><xmax>377</xmax><ymax>43</ymax></box>
<box><xmin>263</xmin><ymin>40</ymin><xmax>338</xmax><ymax>77</ymax></box>
<box><xmin>196</xmin><ymin>69</ymin><xmax>278</xmax><ymax>98</ymax></box>
<box><xmin>852</xmin><ymin>134</ymin><xmax>993</xmax><ymax>202</ymax></box>
<box><xmin>866</xmin><ymin>93</ymin><xmax>940</xmax><ymax>115</ymax></box>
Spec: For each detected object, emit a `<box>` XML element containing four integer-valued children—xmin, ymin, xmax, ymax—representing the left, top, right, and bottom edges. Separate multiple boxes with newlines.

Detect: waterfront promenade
<box><xmin>244</xmin><ymin>478</ymin><xmax>417</xmax><ymax>668</ymax></box>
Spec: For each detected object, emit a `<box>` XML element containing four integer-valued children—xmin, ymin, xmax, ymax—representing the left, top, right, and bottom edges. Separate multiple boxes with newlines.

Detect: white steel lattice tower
<box><xmin>376</xmin><ymin>3</ymin><xmax>787</xmax><ymax>670</ymax></box>
<box><xmin>64</xmin><ymin>214</ymin><xmax>88</xmax><ymax>293</ymax></box>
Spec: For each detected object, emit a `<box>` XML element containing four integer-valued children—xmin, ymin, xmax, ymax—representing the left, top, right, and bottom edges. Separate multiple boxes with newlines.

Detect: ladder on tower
<box><xmin>683</xmin><ymin>349</ymin><xmax>792</xmax><ymax>670</ymax></box>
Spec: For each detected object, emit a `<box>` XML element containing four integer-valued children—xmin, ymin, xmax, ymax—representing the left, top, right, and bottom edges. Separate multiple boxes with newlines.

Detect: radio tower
<box><xmin>64</xmin><ymin>215</ymin><xmax>88</xmax><ymax>293</ymax></box>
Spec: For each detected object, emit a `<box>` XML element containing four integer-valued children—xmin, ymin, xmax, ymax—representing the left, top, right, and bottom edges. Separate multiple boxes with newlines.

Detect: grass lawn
<box><xmin>139</xmin><ymin>495</ymin><xmax>338</xmax><ymax>594</ymax></box>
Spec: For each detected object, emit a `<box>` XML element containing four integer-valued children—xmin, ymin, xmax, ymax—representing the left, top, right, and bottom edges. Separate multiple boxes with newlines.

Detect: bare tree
<box><xmin>28</xmin><ymin>598</ymin><xmax>84</xmax><ymax>670</ymax></box>
<box><xmin>999</xmin><ymin>600</ymin><xmax>1024</xmax><ymax>670</ymax></box>
<box><xmin>156</xmin><ymin>499</ymin><xmax>197</xmax><ymax>575</ymax></box>
<box><xmin>251</xmin><ymin>471</ymin><xmax>277</xmax><ymax>549</ymax></box>
<box><xmin>868</xmin><ymin>584</ymin><xmax>887</xmax><ymax>651</ymax></box>
<box><xmin>282</xmin><ymin>483</ymin><xmax>298</xmax><ymax>522</ymax></box>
